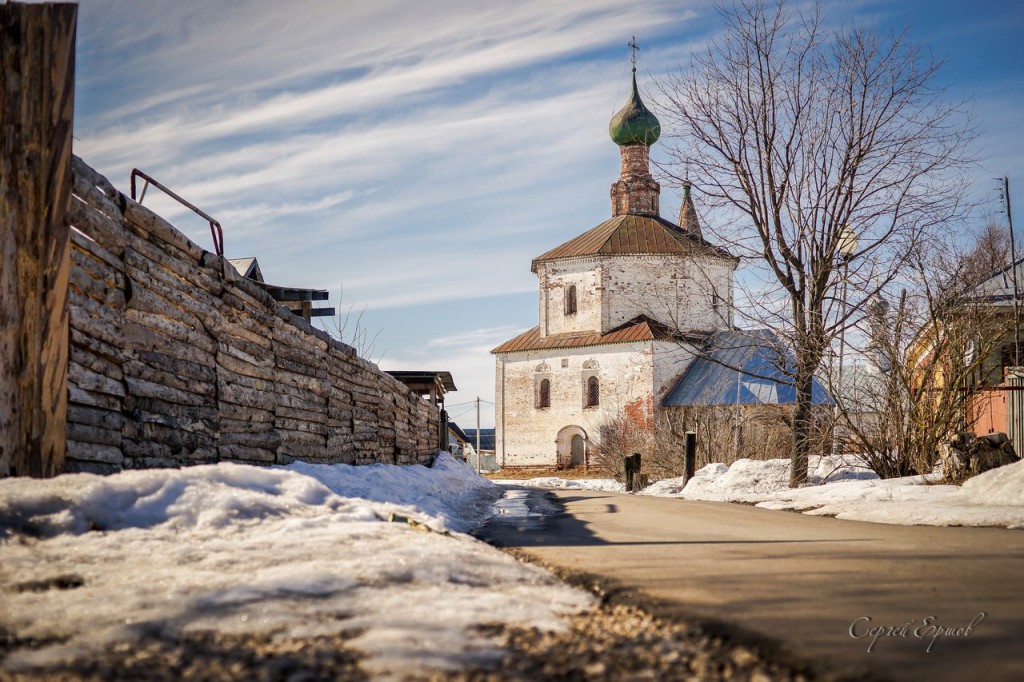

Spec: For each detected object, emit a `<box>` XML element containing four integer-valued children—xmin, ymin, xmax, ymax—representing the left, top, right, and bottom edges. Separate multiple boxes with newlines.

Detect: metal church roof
<box><xmin>531</xmin><ymin>214</ymin><xmax>733</xmax><ymax>272</ymax></box>
<box><xmin>491</xmin><ymin>316</ymin><xmax>683</xmax><ymax>354</ymax></box>
<box><xmin>662</xmin><ymin>329</ymin><xmax>834</xmax><ymax>406</ymax></box>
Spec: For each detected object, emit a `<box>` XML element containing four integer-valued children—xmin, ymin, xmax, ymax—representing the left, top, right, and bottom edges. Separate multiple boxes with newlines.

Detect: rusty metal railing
<box><xmin>129</xmin><ymin>168</ymin><xmax>224</xmax><ymax>258</ymax></box>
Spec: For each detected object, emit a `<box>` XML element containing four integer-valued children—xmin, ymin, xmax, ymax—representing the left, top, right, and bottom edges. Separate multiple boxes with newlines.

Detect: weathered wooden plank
<box><xmin>216</xmin><ymin>350</ymin><xmax>275</xmax><ymax>382</ymax></box>
<box><xmin>124</xmin><ymin>376</ymin><xmax>206</xmax><ymax>406</ymax></box>
<box><xmin>121</xmin><ymin>320</ymin><xmax>215</xmax><ymax>367</ymax></box>
<box><xmin>122</xmin><ymin>195</ymin><xmax>209</xmax><ymax>264</ymax></box>
<box><xmin>67</xmin><ymin>422</ymin><xmax>121</xmax><ymax>447</ymax></box>
<box><xmin>137</xmin><ymin>350</ymin><xmax>216</xmax><ymax>385</ymax></box>
<box><xmin>68</xmin><ymin>384</ymin><xmax>122</xmax><ymax>411</ymax></box>
<box><xmin>71</xmin><ymin>156</ymin><xmax>119</xmax><ymax>201</ymax></box>
<box><xmin>70</xmin><ymin>231</ymin><xmax>123</xmax><ymax>283</ymax></box>
<box><xmin>277</xmin><ymin>405</ymin><xmax>328</xmax><ymax>425</ymax></box>
<box><xmin>70</xmin><ymin>257</ymin><xmax>120</xmax><ymax>305</ymax></box>
<box><xmin>71</xmin><ymin>164</ymin><xmax>125</xmax><ymax>224</ymax></box>
<box><xmin>69</xmin><ymin>360</ymin><xmax>125</xmax><ymax>397</ymax></box>
<box><xmin>123</xmin><ymin>438</ymin><xmax>216</xmax><ymax>462</ymax></box>
<box><xmin>124</xmin><ymin>229</ymin><xmax>221</xmax><ymax>297</ymax></box>
<box><xmin>276</xmin><ymin>417</ymin><xmax>328</xmax><ymax>437</ymax></box>
<box><xmin>218</xmin><ymin>402</ymin><xmax>275</xmax><ymax>423</ymax></box>
<box><xmin>214</xmin><ymin>307</ymin><xmax>275</xmax><ymax>348</ymax></box>
<box><xmin>122</xmin><ymin>247</ymin><xmax>222</xmax><ymax>322</ymax></box>
<box><xmin>217</xmin><ymin>363</ymin><xmax>274</xmax><ymax>394</ymax></box>
<box><xmin>68</xmin><ymin>403</ymin><xmax>124</xmax><ymax>430</ymax></box>
<box><xmin>123</xmin><ymin>359</ymin><xmax>216</xmax><ymax>398</ymax></box>
<box><xmin>218</xmin><ymin>381</ymin><xmax>276</xmax><ymax>412</ymax></box>
<box><xmin>220</xmin><ymin>430</ymin><xmax>282</xmax><ymax>449</ymax></box>
<box><xmin>69</xmin><ymin>290</ymin><xmax>125</xmax><ymax>348</ymax></box>
<box><xmin>67</xmin><ymin>440</ymin><xmax>123</xmax><ymax>466</ymax></box>
<box><xmin>124</xmin><ymin>307</ymin><xmax>217</xmax><ymax>355</ymax></box>
<box><xmin>69</xmin><ymin>196</ymin><xmax>129</xmax><ymax>258</ymax></box>
<box><xmin>126</xmin><ymin>282</ymin><xmax>207</xmax><ymax>336</ymax></box>
<box><xmin>218</xmin><ymin>444</ymin><xmax>276</xmax><ymax>463</ymax></box>
<box><xmin>70</xmin><ymin>342</ymin><xmax>123</xmax><ymax>383</ymax></box>
<box><xmin>277</xmin><ymin>391</ymin><xmax>327</xmax><ymax>415</ymax></box>
<box><xmin>0</xmin><ymin>3</ymin><xmax>76</xmax><ymax>478</ymax></box>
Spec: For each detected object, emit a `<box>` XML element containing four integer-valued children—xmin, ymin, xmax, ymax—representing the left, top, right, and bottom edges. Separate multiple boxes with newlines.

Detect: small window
<box><xmin>565</xmin><ymin>285</ymin><xmax>577</xmax><ymax>316</ymax></box>
<box><xmin>561</xmin><ymin>359</ymin><xmax>569</xmax><ymax>368</ymax></box>
<box><xmin>537</xmin><ymin>378</ymin><xmax>551</xmax><ymax>409</ymax></box>
<box><xmin>585</xmin><ymin>376</ymin><xmax>600</xmax><ymax>407</ymax></box>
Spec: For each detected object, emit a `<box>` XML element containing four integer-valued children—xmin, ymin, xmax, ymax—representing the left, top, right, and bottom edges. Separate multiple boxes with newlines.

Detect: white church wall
<box><xmin>537</xmin><ymin>259</ymin><xmax>602</xmax><ymax>336</ymax></box>
<box><xmin>494</xmin><ymin>342</ymin><xmax>655</xmax><ymax>467</ymax></box>
<box><xmin>652</xmin><ymin>340</ymin><xmax>699</xmax><ymax>400</ymax></box>
<box><xmin>602</xmin><ymin>255</ymin><xmax>734</xmax><ymax>333</ymax></box>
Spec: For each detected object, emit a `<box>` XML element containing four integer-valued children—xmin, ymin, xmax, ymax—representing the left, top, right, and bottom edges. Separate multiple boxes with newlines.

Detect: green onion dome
<box><xmin>609</xmin><ymin>71</ymin><xmax>661</xmax><ymax>146</ymax></box>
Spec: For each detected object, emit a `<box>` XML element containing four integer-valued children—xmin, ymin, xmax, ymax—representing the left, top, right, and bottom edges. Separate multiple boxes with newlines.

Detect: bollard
<box><xmin>685</xmin><ymin>431</ymin><xmax>697</xmax><ymax>483</ymax></box>
<box><xmin>624</xmin><ymin>452</ymin><xmax>642</xmax><ymax>492</ymax></box>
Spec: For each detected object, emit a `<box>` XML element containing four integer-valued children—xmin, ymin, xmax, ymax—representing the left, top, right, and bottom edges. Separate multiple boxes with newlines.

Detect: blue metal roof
<box><xmin>662</xmin><ymin>330</ymin><xmax>833</xmax><ymax>406</ymax></box>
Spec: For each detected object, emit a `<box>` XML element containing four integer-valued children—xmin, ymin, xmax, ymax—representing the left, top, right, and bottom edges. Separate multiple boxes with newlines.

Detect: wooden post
<box><xmin>0</xmin><ymin>3</ymin><xmax>77</xmax><ymax>477</ymax></box>
<box><xmin>684</xmin><ymin>431</ymin><xmax>697</xmax><ymax>483</ymax></box>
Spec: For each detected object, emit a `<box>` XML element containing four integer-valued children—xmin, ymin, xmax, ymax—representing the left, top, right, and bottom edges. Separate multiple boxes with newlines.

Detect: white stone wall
<box><xmin>601</xmin><ymin>254</ymin><xmax>734</xmax><ymax>333</ymax></box>
<box><xmin>537</xmin><ymin>259</ymin><xmax>603</xmax><ymax>336</ymax></box>
<box><xmin>652</xmin><ymin>340</ymin><xmax>699</xmax><ymax>400</ymax></box>
<box><xmin>494</xmin><ymin>342</ymin><xmax>656</xmax><ymax>466</ymax></box>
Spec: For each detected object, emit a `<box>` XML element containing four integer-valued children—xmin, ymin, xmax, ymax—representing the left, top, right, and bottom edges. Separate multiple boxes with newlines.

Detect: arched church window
<box><xmin>585</xmin><ymin>376</ymin><xmax>600</xmax><ymax>407</ymax></box>
<box><xmin>565</xmin><ymin>285</ymin><xmax>577</xmax><ymax>316</ymax></box>
<box><xmin>537</xmin><ymin>378</ymin><xmax>551</xmax><ymax>408</ymax></box>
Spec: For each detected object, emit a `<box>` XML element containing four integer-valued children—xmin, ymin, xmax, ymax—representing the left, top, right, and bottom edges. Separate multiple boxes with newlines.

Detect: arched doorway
<box><xmin>570</xmin><ymin>435</ymin><xmax>585</xmax><ymax>467</ymax></box>
<box><xmin>556</xmin><ymin>425</ymin><xmax>588</xmax><ymax>469</ymax></box>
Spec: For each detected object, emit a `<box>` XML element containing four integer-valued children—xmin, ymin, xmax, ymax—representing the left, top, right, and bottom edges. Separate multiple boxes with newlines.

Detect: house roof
<box><xmin>662</xmin><ymin>329</ymin><xmax>834</xmax><ymax>406</ymax></box>
<box><xmin>228</xmin><ymin>257</ymin><xmax>263</xmax><ymax>282</ymax></box>
<box><xmin>448</xmin><ymin>421</ymin><xmax>471</xmax><ymax>444</ymax></box>
<box><xmin>386</xmin><ymin>371</ymin><xmax>457</xmax><ymax>393</ymax></box>
<box><xmin>462</xmin><ymin>428</ymin><xmax>496</xmax><ymax>451</ymax></box>
<box><xmin>491</xmin><ymin>316</ymin><xmax>686</xmax><ymax>354</ymax></box>
<box><xmin>971</xmin><ymin>256</ymin><xmax>1024</xmax><ymax>303</ymax></box>
<box><xmin>531</xmin><ymin>214</ymin><xmax>733</xmax><ymax>271</ymax></box>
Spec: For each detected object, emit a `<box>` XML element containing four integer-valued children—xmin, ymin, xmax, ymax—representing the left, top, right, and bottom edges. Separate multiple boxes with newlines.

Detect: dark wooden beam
<box><xmin>0</xmin><ymin>3</ymin><xmax>77</xmax><ymax>477</ymax></box>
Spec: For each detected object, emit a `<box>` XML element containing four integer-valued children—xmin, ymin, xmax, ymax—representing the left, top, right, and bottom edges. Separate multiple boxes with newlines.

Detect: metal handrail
<box><xmin>129</xmin><ymin>168</ymin><xmax>224</xmax><ymax>258</ymax></box>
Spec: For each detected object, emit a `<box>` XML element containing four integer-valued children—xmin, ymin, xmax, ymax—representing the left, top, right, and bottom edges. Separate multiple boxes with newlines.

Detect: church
<box><xmin>492</xmin><ymin>61</ymin><xmax>739</xmax><ymax>468</ymax></box>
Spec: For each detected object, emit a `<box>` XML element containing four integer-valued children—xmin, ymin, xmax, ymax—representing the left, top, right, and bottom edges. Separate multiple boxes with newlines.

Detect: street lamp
<box><xmin>834</xmin><ymin>225</ymin><xmax>858</xmax><ymax>454</ymax></box>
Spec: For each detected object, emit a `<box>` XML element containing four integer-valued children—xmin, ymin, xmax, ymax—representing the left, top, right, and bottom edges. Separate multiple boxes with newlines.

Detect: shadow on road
<box><xmin>475</xmin><ymin>486</ymin><xmax>868</xmax><ymax>550</ymax></box>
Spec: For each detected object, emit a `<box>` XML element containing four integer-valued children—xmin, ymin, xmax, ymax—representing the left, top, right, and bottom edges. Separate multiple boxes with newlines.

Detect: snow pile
<box><xmin>642</xmin><ymin>455</ymin><xmax>875</xmax><ymax>502</ymax></box>
<box><xmin>641</xmin><ymin>457</ymin><xmax>1024</xmax><ymax>529</ymax></box>
<box><xmin>496</xmin><ymin>477</ymin><xmax>625</xmax><ymax>493</ymax></box>
<box><xmin>0</xmin><ymin>453</ymin><xmax>593</xmax><ymax>677</ymax></box>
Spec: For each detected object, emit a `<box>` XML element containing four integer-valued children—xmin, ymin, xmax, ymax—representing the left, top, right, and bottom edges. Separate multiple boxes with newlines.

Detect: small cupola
<box><xmin>608</xmin><ymin>39</ymin><xmax>661</xmax><ymax>217</ymax></box>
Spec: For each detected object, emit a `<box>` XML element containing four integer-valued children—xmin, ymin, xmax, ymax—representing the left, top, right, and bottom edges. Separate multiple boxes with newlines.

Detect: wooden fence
<box><xmin>64</xmin><ymin>156</ymin><xmax>440</xmax><ymax>472</ymax></box>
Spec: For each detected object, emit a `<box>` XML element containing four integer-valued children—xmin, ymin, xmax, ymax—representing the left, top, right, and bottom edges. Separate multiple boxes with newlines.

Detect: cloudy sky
<box><xmin>71</xmin><ymin>0</ymin><xmax>1024</xmax><ymax>428</ymax></box>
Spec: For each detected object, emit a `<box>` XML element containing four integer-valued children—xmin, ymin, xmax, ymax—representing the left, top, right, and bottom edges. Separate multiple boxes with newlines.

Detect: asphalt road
<box><xmin>476</xmin><ymin>487</ymin><xmax>1024</xmax><ymax>681</ymax></box>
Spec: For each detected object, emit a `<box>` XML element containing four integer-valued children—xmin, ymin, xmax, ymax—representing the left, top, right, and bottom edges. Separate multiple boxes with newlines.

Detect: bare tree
<box><xmin>831</xmin><ymin>230</ymin><xmax>1011</xmax><ymax>478</ymax></box>
<box><xmin>317</xmin><ymin>286</ymin><xmax>386</xmax><ymax>363</ymax></box>
<box><xmin>657</xmin><ymin>0</ymin><xmax>975</xmax><ymax>485</ymax></box>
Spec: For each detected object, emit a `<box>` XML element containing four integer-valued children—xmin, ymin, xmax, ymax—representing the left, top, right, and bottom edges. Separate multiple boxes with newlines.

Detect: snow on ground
<box><xmin>495</xmin><ymin>477</ymin><xmax>625</xmax><ymax>493</ymax></box>
<box><xmin>0</xmin><ymin>453</ymin><xmax>593</xmax><ymax>678</ymax></box>
<box><xmin>642</xmin><ymin>456</ymin><xmax>1024</xmax><ymax>530</ymax></box>
<box><xmin>504</xmin><ymin>456</ymin><xmax>1024</xmax><ymax>530</ymax></box>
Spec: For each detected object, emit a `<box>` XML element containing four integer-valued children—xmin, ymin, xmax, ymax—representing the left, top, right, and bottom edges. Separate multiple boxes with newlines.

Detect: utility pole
<box><xmin>1001</xmin><ymin>177</ymin><xmax>1020</xmax><ymax>367</ymax></box>
<box><xmin>475</xmin><ymin>396</ymin><xmax>481</xmax><ymax>474</ymax></box>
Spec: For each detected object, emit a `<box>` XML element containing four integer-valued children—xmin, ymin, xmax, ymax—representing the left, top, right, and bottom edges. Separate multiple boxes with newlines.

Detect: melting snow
<box><xmin>641</xmin><ymin>456</ymin><xmax>1024</xmax><ymax>529</ymax></box>
<box><xmin>0</xmin><ymin>453</ymin><xmax>593</xmax><ymax>678</ymax></box>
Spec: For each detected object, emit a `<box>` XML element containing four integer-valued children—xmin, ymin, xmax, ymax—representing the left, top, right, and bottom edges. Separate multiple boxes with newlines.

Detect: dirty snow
<box><xmin>495</xmin><ymin>477</ymin><xmax>625</xmax><ymax>492</ymax></box>
<box><xmin>0</xmin><ymin>453</ymin><xmax>593</xmax><ymax>678</ymax></box>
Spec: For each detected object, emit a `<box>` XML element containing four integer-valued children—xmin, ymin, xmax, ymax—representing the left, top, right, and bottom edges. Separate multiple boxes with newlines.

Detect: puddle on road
<box><xmin>476</xmin><ymin>486</ymin><xmax>560</xmax><ymax>535</ymax></box>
